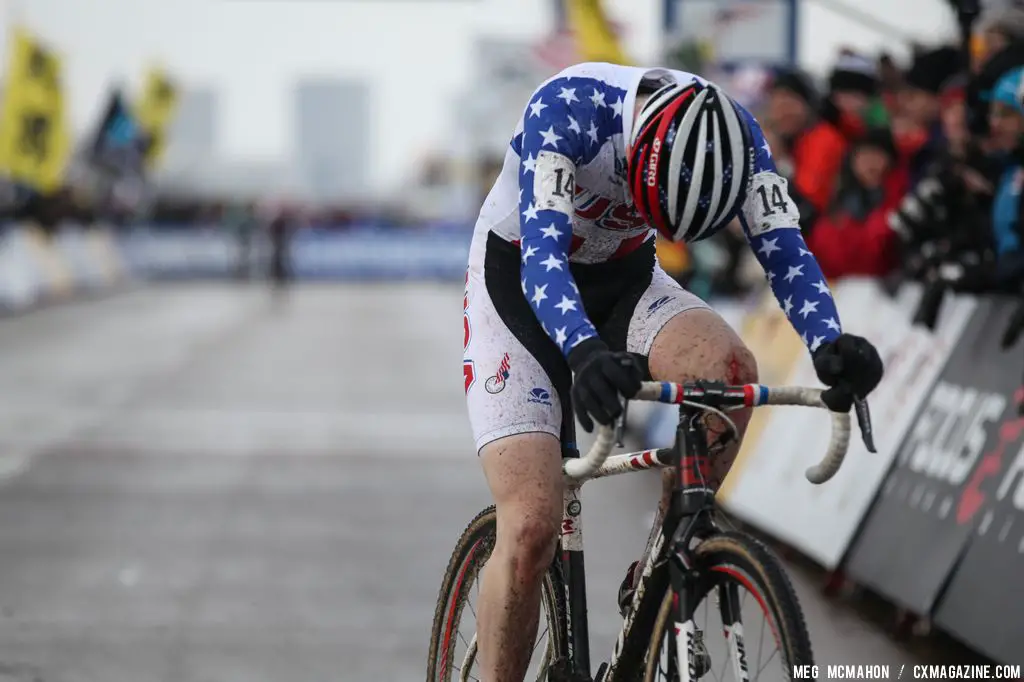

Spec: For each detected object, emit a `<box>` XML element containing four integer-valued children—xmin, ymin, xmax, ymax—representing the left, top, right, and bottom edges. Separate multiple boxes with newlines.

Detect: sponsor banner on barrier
<box><xmin>844</xmin><ymin>297</ymin><xmax>1021</xmax><ymax>620</ymax></box>
<box><xmin>85</xmin><ymin>228</ymin><xmax>125</xmax><ymax>285</ymax></box>
<box><xmin>289</xmin><ymin>227</ymin><xmax>470</xmax><ymax>281</ymax></box>
<box><xmin>0</xmin><ymin>227</ymin><xmax>43</xmax><ymax>310</ymax></box>
<box><xmin>118</xmin><ymin>225</ymin><xmax>473</xmax><ymax>281</ymax></box>
<box><xmin>54</xmin><ymin>227</ymin><xmax>106</xmax><ymax>289</ymax></box>
<box><xmin>118</xmin><ymin>226</ymin><xmax>240</xmax><ymax>277</ymax></box>
<box><xmin>843</xmin><ymin>297</ymin><xmax>1023</xmax><ymax>662</ymax></box>
<box><xmin>723</xmin><ymin>279</ymin><xmax>976</xmax><ymax>568</ymax></box>
<box><xmin>21</xmin><ymin>225</ymin><xmax>75</xmax><ymax>298</ymax></box>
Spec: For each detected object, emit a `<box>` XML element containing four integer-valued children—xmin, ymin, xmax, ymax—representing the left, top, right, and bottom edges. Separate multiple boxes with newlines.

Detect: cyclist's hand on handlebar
<box><xmin>812</xmin><ymin>333</ymin><xmax>884</xmax><ymax>413</ymax></box>
<box><xmin>567</xmin><ymin>338</ymin><xmax>642</xmax><ymax>433</ymax></box>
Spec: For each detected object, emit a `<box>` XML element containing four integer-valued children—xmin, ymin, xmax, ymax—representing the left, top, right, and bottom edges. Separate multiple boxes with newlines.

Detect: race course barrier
<box><xmin>116</xmin><ymin>223</ymin><xmax>473</xmax><ymax>281</ymax></box>
<box><xmin>4</xmin><ymin>221</ymin><xmax>1019</xmax><ymax>662</ymax></box>
<box><xmin>0</xmin><ymin>222</ymin><xmax>129</xmax><ymax>313</ymax></box>
<box><xmin>721</xmin><ymin>277</ymin><xmax>1023</xmax><ymax>664</ymax></box>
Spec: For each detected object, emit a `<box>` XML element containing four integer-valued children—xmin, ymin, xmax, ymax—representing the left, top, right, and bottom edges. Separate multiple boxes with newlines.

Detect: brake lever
<box><xmin>615</xmin><ymin>400</ymin><xmax>629</xmax><ymax>448</ymax></box>
<box><xmin>854</xmin><ymin>397</ymin><xmax>877</xmax><ymax>453</ymax></box>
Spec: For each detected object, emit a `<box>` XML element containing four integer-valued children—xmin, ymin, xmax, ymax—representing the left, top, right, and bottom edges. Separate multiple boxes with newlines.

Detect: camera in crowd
<box><xmin>886</xmin><ymin>151</ymin><xmax>995</xmax><ymax>328</ymax></box>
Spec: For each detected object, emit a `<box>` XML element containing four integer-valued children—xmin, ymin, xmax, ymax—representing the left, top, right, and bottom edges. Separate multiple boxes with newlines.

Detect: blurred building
<box><xmin>153</xmin><ymin>86</ymin><xmax>229</xmax><ymax>198</ymax></box>
<box><xmin>161</xmin><ymin>86</ymin><xmax>218</xmax><ymax>172</ymax></box>
<box><xmin>293</xmin><ymin>78</ymin><xmax>371</xmax><ymax>202</ymax></box>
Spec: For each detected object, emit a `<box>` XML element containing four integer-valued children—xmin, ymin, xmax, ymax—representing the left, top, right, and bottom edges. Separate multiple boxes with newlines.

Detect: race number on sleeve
<box><xmin>742</xmin><ymin>171</ymin><xmax>801</xmax><ymax>236</ymax></box>
<box><xmin>533</xmin><ymin>151</ymin><xmax>576</xmax><ymax>216</ymax></box>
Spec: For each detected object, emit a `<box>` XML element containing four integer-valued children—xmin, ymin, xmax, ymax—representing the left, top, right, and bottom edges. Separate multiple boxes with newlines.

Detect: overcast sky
<box><xmin>6</xmin><ymin>0</ymin><xmax>955</xmax><ymax>189</ymax></box>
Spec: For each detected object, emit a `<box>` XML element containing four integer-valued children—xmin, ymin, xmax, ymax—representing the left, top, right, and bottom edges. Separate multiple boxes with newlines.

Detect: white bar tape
<box><xmin>762</xmin><ymin>386</ymin><xmax>852</xmax><ymax>484</ymax></box>
<box><xmin>563</xmin><ymin>423</ymin><xmax>616</xmax><ymax>480</ymax></box>
<box><xmin>564</xmin><ymin>382</ymin><xmax>852</xmax><ymax>485</ymax></box>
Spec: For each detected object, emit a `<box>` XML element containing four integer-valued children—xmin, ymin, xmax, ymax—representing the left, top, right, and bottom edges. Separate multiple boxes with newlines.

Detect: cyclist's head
<box><xmin>627</xmin><ymin>80</ymin><xmax>754</xmax><ymax>243</ymax></box>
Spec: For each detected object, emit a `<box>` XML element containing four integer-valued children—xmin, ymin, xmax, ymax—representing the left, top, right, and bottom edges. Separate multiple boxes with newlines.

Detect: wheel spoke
<box><xmin>756</xmin><ymin>607</ymin><xmax>767</xmax><ymax>676</ymax></box>
<box><xmin>432</xmin><ymin>534</ymin><xmax>559</xmax><ymax>681</ymax></box>
<box><xmin>459</xmin><ymin>633</ymin><xmax>478</xmax><ymax>682</ymax></box>
<box><xmin>754</xmin><ymin>646</ymin><xmax>779</xmax><ymax>680</ymax></box>
<box><xmin>645</xmin><ymin>564</ymin><xmax>798</xmax><ymax>682</ymax></box>
<box><xmin>451</xmin><ymin>664</ymin><xmax>479</xmax><ymax>682</ymax></box>
<box><xmin>531</xmin><ymin>626</ymin><xmax>549</xmax><ymax>655</ymax></box>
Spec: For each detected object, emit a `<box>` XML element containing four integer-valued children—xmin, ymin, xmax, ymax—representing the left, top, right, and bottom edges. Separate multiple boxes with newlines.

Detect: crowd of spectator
<box><xmin>10</xmin><ymin>4</ymin><xmax>1024</xmax><ymax>314</ymax></box>
<box><xmin>738</xmin><ymin>2</ymin><xmax>1024</xmax><ymax>314</ymax></box>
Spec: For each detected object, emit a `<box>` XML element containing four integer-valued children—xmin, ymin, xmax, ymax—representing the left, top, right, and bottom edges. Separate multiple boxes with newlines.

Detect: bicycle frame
<box><xmin>559</xmin><ymin>404</ymin><xmax>720</xmax><ymax>681</ymax></box>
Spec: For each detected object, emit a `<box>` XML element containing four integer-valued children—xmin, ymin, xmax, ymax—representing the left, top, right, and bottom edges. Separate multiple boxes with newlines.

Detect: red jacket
<box><xmin>790</xmin><ymin>122</ymin><xmax>849</xmax><ymax>216</ymax></box>
<box><xmin>807</xmin><ymin>176</ymin><xmax>907</xmax><ymax>279</ymax></box>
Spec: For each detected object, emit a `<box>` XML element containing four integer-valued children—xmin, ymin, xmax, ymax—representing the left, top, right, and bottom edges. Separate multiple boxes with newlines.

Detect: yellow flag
<box><xmin>565</xmin><ymin>0</ymin><xmax>631</xmax><ymax>65</ymax></box>
<box><xmin>135</xmin><ymin>66</ymin><xmax>178</xmax><ymax>166</ymax></box>
<box><xmin>0</xmin><ymin>27</ymin><xmax>69</xmax><ymax>193</ymax></box>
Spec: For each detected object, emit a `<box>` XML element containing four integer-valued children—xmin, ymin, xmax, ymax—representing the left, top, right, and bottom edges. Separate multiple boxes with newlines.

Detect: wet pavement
<box><xmin>0</xmin><ymin>283</ymin><xmax>985</xmax><ymax>681</ymax></box>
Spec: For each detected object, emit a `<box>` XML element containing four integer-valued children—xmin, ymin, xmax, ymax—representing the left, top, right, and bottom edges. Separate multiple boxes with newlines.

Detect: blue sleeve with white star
<box><xmin>515</xmin><ymin>76</ymin><xmax>628</xmax><ymax>358</ymax></box>
<box><xmin>735</xmin><ymin>106</ymin><xmax>844</xmax><ymax>352</ymax></box>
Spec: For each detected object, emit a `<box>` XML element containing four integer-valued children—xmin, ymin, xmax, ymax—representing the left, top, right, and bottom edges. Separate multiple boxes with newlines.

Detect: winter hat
<box><xmin>990</xmin><ymin>65</ymin><xmax>1024</xmax><ymax>114</ymax></box>
<box><xmin>904</xmin><ymin>46</ymin><xmax>963</xmax><ymax>94</ymax></box>
<box><xmin>940</xmin><ymin>72</ymin><xmax>969</xmax><ymax>108</ymax></box>
<box><xmin>855</xmin><ymin>127</ymin><xmax>898</xmax><ymax>162</ymax></box>
<box><xmin>829</xmin><ymin>52</ymin><xmax>879</xmax><ymax>96</ymax></box>
<box><xmin>979</xmin><ymin>5</ymin><xmax>1024</xmax><ymax>43</ymax></box>
<box><xmin>770</xmin><ymin>68</ymin><xmax>819</xmax><ymax>107</ymax></box>
<box><xmin>968</xmin><ymin>39</ymin><xmax>1024</xmax><ymax>135</ymax></box>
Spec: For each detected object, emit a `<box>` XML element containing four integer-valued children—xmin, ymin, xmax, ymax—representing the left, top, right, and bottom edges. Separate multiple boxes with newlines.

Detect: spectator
<box><xmin>968</xmin><ymin>5</ymin><xmax>1024</xmax><ymax>136</ymax></box>
<box><xmin>987</xmin><ymin>66</ymin><xmax>1024</xmax><ymax>289</ymax></box>
<box><xmin>977</xmin><ymin>4</ymin><xmax>1024</xmax><ymax>68</ymax></box>
<box><xmin>268</xmin><ymin>207</ymin><xmax>294</xmax><ymax>289</ymax></box>
<box><xmin>807</xmin><ymin>128</ymin><xmax>904</xmax><ymax>279</ymax></box>
<box><xmin>822</xmin><ymin>52</ymin><xmax>888</xmax><ymax>140</ymax></box>
<box><xmin>899</xmin><ymin>45</ymin><xmax>963</xmax><ymax>184</ymax></box>
<box><xmin>223</xmin><ymin>200</ymin><xmax>257</xmax><ymax>280</ymax></box>
<box><xmin>765</xmin><ymin>69</ymin><xmax>847</xmax><ymax>229</ymax></box>
<box><xmin>885</xmin><ymin>73</ymin><xmax>995</xmax><ymax>297</ymax></box>
<box><xmin>940</xmin><ymin>73</ymin><xmax>971</xmax><ymax>158</ymax></box>
<box><xmin>877</xmin><ymin>52</ymin><xmax>904</xmax><ymax>115</ymax></box>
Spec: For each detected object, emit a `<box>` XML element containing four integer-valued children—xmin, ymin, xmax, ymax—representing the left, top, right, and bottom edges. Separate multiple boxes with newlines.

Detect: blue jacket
<box><xmin>992</xmin><ymin>152</ymin><xmax>1024</xmax><ymax>288</ymax></box>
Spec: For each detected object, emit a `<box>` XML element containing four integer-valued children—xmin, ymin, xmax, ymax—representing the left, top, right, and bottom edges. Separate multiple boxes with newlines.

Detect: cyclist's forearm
<box><xmin>520</xmin><ymin>230</ymin><xmax>598</xmax><ymax>356</ymax></box>
<box><xmin>747</xmin><ymin>224</ymin><xmax>843</xmax><ymax>351</ymax></box>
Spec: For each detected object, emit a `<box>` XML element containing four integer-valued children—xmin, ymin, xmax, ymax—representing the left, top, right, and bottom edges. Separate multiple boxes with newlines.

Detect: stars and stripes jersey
<box><xmin>470</xmin><ymin>62</ymin><xmax>843</xmax><ymax>359</ymax></box>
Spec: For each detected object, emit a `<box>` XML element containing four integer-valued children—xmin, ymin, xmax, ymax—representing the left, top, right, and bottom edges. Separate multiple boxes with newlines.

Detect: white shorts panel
<box><xmin>626</xmin><ymin>266</ymin><xmax>712</xmax><ymax>357</ymax></box>
<box><xmin>464</xmin><ymin>269</ymin><xmax>563</xmax><ymax>453</ymax></box>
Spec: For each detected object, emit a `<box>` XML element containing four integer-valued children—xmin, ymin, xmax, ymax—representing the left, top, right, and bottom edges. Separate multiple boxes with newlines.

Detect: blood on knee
<box><xmin>724</xmin><ymin>346</ymin><xmax>758</xmax><ymax>385</ymax></box>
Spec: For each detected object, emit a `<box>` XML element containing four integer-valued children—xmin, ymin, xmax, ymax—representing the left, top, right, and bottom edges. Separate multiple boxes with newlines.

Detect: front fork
<box><xmin>671</xmin><ymin>572</ymin><xmax>749</xmax><ymax>682</ymax></box>
<box><xmin>560</xmin><ymin>485</ymin><xmax>591</xmax><ymax>678</ymax></box>
<box><xmin>669</xmin><ymin>410</ymin><xmax>723</xmax><ymax>682</ymax></box>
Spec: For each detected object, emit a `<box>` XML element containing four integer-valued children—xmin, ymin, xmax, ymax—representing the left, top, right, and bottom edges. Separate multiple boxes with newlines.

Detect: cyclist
<box><xmin>462</xmin><ymin>62</ymin><xmax>884</xmax><ymax>681</ymax></box>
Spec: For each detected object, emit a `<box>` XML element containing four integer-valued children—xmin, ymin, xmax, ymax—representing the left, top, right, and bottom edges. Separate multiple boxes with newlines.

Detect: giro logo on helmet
<box><xmin>627</xmin><ymin>80</ymin><xmax>753</xmax><ymax>244</ymax></box>
<box><xmin>646</xmin><ymin>138</ymin><xmax>661</xmax><ymax>188</ymax></box>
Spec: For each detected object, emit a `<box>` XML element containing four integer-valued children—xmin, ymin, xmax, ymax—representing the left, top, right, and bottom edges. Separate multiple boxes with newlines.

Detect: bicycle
<box><xmin>427</xmin><ymin>379</ymin><xmax>874</xmax><ymax>682</ymax></box>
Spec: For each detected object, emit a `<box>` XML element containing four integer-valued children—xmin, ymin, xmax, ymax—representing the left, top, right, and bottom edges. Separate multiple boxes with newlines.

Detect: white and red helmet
<box><xmin>626</xmin><ymin>80</ymin><xmax>754</xmax><ymax>243</ymax></box>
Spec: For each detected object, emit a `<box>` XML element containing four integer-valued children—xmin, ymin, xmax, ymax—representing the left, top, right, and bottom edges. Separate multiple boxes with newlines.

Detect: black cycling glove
<box><xmin>567</xmin><ymin>338</ymin><xmax>642</xmax><ymax>433</ymax></box>
<box><xmin>812</xmin><ymin>333</ymin><xmax>884</xmax><ymax>412</ymax></box>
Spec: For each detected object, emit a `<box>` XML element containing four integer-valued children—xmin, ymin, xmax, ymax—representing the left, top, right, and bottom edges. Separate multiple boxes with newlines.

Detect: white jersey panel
<box><xmin>472</xmin><ymin>62</ymin><xmax>704</xmax><ymax>266</ymax></box>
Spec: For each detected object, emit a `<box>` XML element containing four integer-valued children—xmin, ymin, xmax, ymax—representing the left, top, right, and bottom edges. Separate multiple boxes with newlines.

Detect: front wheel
<box><xmin>643</xmin><ymin>532</ymin><xmax>814</xmax><ymax>682</ymax></box>
<box><xmin>426</xmin><ymin>506</ymin><xmax>569</xmax><ymax>681</ymax></box>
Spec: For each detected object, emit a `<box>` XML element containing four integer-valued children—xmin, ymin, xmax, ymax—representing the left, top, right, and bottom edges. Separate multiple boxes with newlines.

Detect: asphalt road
<box><xmin>0</xmin><ymin>283</ymin><xmax>985</xmax><ymax>682</ymax></box>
